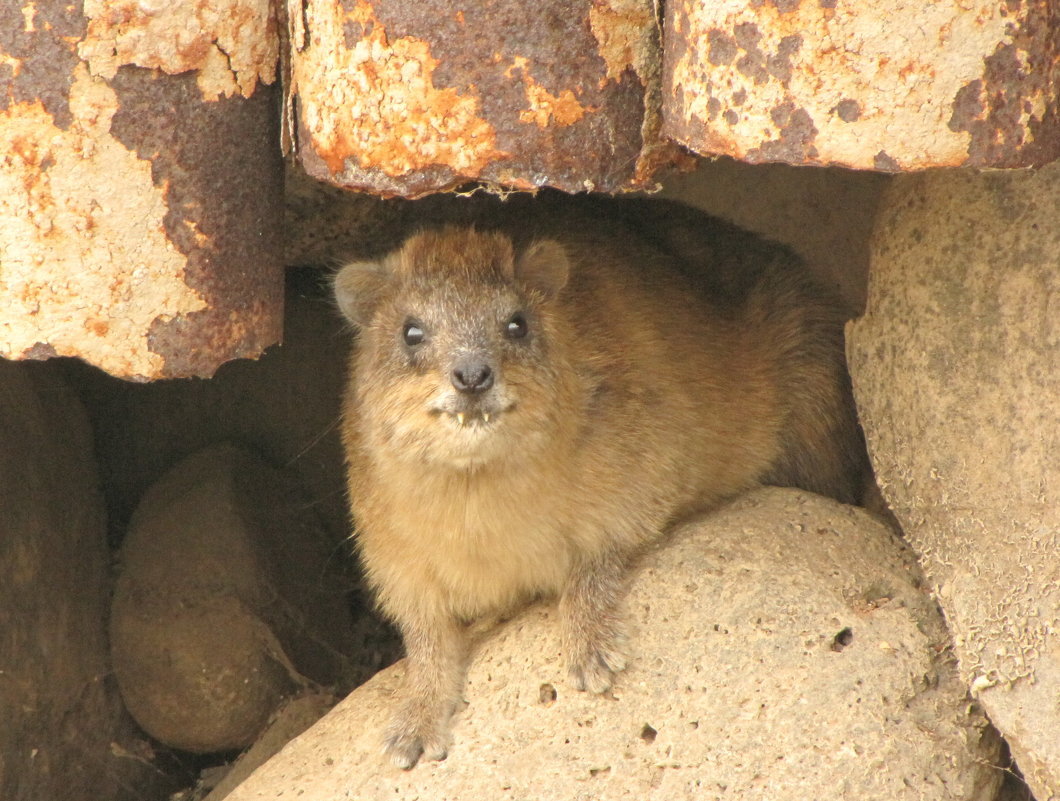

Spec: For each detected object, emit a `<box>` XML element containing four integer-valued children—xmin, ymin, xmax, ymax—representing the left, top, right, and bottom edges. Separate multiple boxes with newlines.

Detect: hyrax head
<box><xmin>335</xmin><ymin>226</ymin><xmax>570</xmax><ymax>468</ymax></box>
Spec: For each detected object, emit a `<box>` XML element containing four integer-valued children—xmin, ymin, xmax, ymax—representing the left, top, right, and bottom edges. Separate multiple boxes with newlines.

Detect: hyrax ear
<box><xmin>515</xmin><ymin>239</ymin><xmax>569</xmax><ymax>300</ymax></box>
<box><xmin>333</xmin><ymin>260</ymin><xmax>391</xmax><ymax>327</ymax></box>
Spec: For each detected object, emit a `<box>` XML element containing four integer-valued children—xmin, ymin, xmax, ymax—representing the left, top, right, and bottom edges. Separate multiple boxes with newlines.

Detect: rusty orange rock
<box><xmin>288</xmin><ymin>0</ymin><xmax>675</xmax><ymax>197</ymax></box>
<box><xmin>662</xmin><ymin>0</ymin><xmax>1060</xmax><ymax>170</ymax></box>
<box><xmin>1</xmin><ymin>0</ymin><xmax>283</xmax><ymax>380</ymax></box>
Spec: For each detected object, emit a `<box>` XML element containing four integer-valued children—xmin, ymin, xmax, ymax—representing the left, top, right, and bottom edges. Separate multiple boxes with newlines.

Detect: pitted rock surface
<box><xmin>223</xmin><ymin>488</ymin><xmax>1000</xmax><ymax>801</ymax></box>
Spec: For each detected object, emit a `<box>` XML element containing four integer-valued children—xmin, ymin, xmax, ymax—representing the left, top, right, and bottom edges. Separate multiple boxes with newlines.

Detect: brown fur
<box><xmin>334</xmin><ymin>195</ymin><xmax>869</xmax><ymax>768</ymax></box>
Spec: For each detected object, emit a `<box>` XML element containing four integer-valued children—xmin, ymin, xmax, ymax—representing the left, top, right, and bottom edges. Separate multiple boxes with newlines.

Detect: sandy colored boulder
<box><xmin>110</xmin><ymin>444</ymin><xmax>358</xmax><ymax>753</ymax></box>
<box><xmin>223</xmin><ymin>489</ymin><xmax>999</xmax><ymax>801</ymax></box>
<box><xmin>848</xmin><ymin>163</ymin><xmax>1060</xmax><ymax>800</ymax></box>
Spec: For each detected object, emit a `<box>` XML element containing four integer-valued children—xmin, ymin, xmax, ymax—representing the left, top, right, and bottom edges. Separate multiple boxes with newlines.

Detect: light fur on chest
<box><xmin>356</xmin><ymin>457</ymin><xmax>581</xmax><ymax>620</ymax></box>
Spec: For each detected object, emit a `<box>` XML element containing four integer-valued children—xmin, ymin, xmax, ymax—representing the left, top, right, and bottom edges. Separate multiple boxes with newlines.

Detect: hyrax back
<box><xmin>335</xmin><ymin>195</ymin><xmax>868</xmax><ymax>768</ymax></box>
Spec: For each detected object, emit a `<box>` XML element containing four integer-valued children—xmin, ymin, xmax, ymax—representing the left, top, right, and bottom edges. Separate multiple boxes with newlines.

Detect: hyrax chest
<box><xmin>362</xmin><ymin>457</ymin><xmax>580</xmax><ymax>617</ymax></box>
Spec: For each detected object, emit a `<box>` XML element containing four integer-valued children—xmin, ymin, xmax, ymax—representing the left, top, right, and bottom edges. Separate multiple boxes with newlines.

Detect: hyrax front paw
<box><xmin>383</xmin><ymin>708</ymin><xmax>450</xmax><ymax>770</ymax></box>
<box><xmin>567</xmin><ymin>630</ymin><xmax>629</xmax><ymax>694</ymax></box>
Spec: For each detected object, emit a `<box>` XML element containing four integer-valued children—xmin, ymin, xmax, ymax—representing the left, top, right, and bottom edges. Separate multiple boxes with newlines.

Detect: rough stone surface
<box><xmin>223</xmin><ymin>489</ymin><xmax>1000</xmax><ymax>801</ymax></box>
<box><xmin>110</xmin><ymin>444</ymin><xmax>359</xmax><ymax>753</ymax></box>
<box><xmin>283</xmin><ymin>161</ymin><xmax>410</xmax><ymax>267</ymax></box>
<box><xmin>0</xmin><ymin>359</ymin><xmax>159</xmax><ymax>801</ymax></box>
<box><xmin>1</xmin><ymin>0</ymin><xmax>283</xmax><ymax>380</ymax></box>
<box><xmin>203</xmin><ymin>693</ymin><xmax>339</xmax><ymax>801</ymax></box>
<box><xmin>288</xmin><ymin>0</ymin><xmax>677</xmax><ymax>197</ymax></box>
<box><xmin>79</xmin><ymin>0</ymin><xmax>277</xmax><ymax>100</ymax></box>
<box><xmin>663</xmin><ymin>0</ymin><xmax>1059</xmax><ymax>170</ymax></box>
<box><xmin>848</xmin><ymin>163</ymin><xmax>1060</xmax><ymax>801</ymax></box>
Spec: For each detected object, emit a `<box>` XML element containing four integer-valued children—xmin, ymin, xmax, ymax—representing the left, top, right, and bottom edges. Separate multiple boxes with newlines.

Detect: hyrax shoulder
<box><xmin>334</xmin><ymin>194</ymin><xmax>869</xmax><ymax>768</ymax></box>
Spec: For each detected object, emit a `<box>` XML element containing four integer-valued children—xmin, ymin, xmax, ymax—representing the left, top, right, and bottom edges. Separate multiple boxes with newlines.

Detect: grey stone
<box><xmin>658</xmin><ymin>158</ymin><xmax>890</xmax><ymax>315</ymax></box>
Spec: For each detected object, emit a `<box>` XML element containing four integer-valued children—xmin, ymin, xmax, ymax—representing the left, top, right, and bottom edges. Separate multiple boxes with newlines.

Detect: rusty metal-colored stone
<box><xmin>1</xmin><ymin>0</ymin><xmax>283</xmax><ymax>380</ymax></box>
<box><xmin>79</xmin><ymin>0</ymin><xmax>278</xmax><ymax>100</ymax></box>
<box><xmin>289</xmin><ymin>0</ymin><xmax>675</xmax><ymax>197</ymax></box>
<box><xmin>662</xmin><ymin>0</ymin><xmax>1060</xmax><ymax>170</ymax></box>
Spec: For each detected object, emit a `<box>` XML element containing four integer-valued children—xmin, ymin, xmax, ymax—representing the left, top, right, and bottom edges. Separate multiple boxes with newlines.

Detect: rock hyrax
<box><xmin>334</xmin><ymin>195</ymin><xmax>870</xmax><ymax>768</ymax></box>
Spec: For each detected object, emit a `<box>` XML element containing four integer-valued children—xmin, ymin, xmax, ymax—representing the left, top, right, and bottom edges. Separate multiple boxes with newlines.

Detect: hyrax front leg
<box><xmin>385</xmin><ymin>612</ymin><xmax>466</xmax><ymax>769</ymax></box>
<box><xmin>560</xmin><ymin>550</ymin><xmax>631</xmax><ymax>694</ymax></box>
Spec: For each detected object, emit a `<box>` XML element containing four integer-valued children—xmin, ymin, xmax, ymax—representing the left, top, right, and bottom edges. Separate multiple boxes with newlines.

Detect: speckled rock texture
<box><xmin>223</xmin><ymin>489</ymin><xmax>1000</xmax><ymax>801</ymax></box>
<box><xmin>848</xmin><ymin>163</ymin><xmax>1060</xmax><ymax>801</ymax></box>
<box><xmin>288</xmin><ymin>0</ymin><xmax>674</xmax><ymax>196</ymax></box>
<box><xmin>662</xmin><ymin>0</ymin><xmax>1059</xmax><ymax>170</ymax></box>
<box><xmin>2</xmin><ymin>0</ymin><xmax>283</xmax><ymax>380</ymax></box>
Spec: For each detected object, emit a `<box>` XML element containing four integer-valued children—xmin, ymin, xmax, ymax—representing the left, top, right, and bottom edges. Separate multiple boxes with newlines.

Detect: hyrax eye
<box><xmin>402</xmin><ymin>321</ymin><xmax>425</xmax><ymax>346</ymax></box>
<box><xmin>505</xmin><ymin>313</ymin><xmax>529</xmax><ymax>339</ymax></box>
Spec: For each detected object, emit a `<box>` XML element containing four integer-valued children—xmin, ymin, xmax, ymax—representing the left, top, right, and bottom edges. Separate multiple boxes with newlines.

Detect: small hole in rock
<box><xmin>640</xmin><ymin>723</ymin><xmax>658</xmax><ymax>744</ymax></box>
<box><xmin>832</xmin><ymin>627</ymin><xmax>854</xmax><ymax>651</ymax></box>
<box><xmin>538</xmin><ymin>683</ymin><xmax>557</xmax><ymax>705</ymax></box>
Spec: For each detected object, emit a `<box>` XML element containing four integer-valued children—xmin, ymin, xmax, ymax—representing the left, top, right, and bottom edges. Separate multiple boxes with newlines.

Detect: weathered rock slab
<box><xmin>224</xmin><ymin>489</ymin><xmax>1000</xmax><ymax>801</ymax></box>
<box><xmin>287</xmin><ymin>0</ymin><xmax>674</xmax><ymax>197</ymax></box>
<box><xmin>848</xmin><ymin>162</ymin><xmax>1060</xmax><ymax>801</ymax></box>
<box><xmin>1</xmin><ymin>0</ymin><xmax>283</xmax><ymax>380</ymax></box>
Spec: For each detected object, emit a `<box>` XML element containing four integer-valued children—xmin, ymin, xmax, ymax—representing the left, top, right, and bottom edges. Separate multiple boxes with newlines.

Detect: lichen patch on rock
<box><xmin>518</xmin><ymin>70</ymin><xmax>592</xmax><ymax>128</ymax></box>
<box><xmin>588</xmin><ymin>0</ymin><xmax>658</xmax><ymax>85</ymax></box>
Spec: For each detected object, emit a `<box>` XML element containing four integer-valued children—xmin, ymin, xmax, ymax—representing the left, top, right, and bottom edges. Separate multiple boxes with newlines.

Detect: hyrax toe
<box><xmin>384</xmin><ymin>735</ymin><xmax>422</xmax><ymax>771</ymax></box>
<box><xmin>569</xmin><ymin>639</ymin><xmax>629</xmax><ymax>694</ymax></box>
<box><xmin>383</xmin><ymin>713</ymin><xmax>450</xmax><ymax>770</ymax></box>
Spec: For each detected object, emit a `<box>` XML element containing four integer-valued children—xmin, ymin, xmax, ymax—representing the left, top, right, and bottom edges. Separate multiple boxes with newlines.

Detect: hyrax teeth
<box><xmin>482</xmin><ymin>412</ymin><xmax>490</xmax><ymax>424</ymax></box>
<box><xmin>456</xmin><ymin>412</ymin><xmax>466</xmax><ymax>426</ymax></box>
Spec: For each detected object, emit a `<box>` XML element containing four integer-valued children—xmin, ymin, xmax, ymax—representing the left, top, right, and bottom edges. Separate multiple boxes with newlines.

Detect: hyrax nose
<box><xmin>451</xmin><ymin>357</ymin><xmax>494</xmax><ymax>394</ymax></box>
